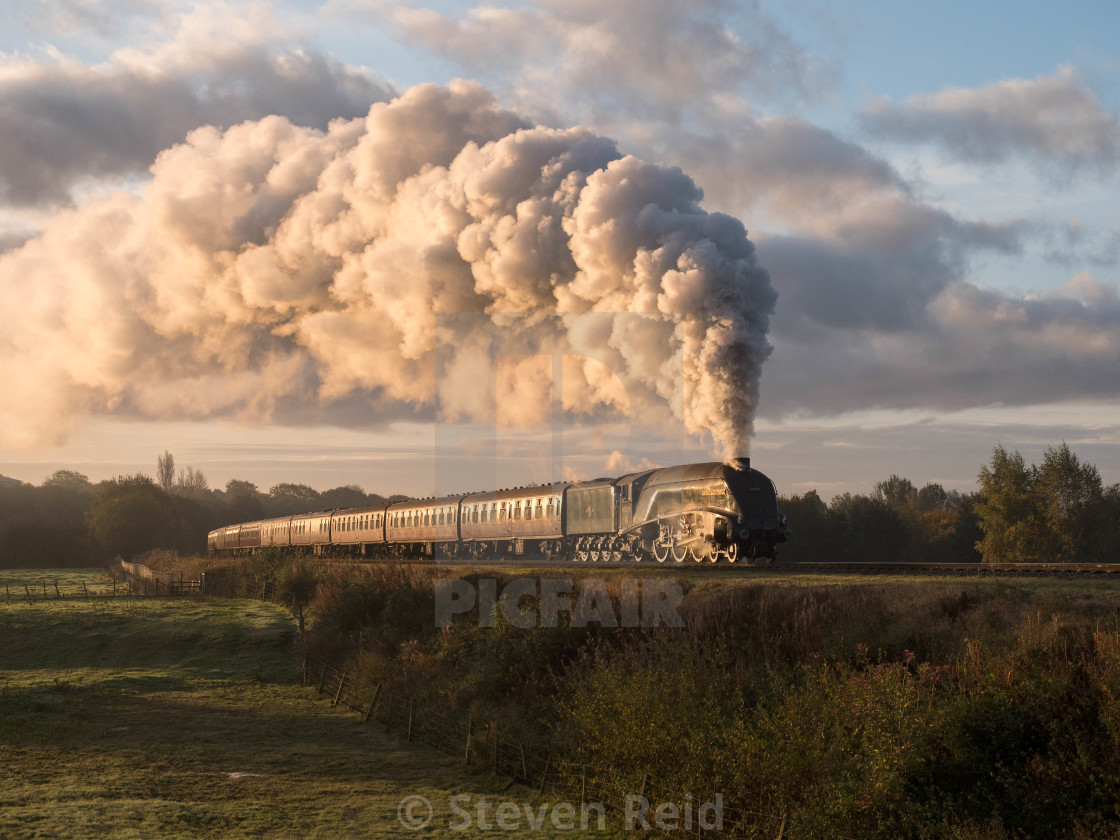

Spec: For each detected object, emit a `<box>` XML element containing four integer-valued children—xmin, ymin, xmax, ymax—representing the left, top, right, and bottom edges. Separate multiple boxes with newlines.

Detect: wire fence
<box><xmin>302</xmin><ymin>654</ymin><xmax>827</xmax><ymax>839</ymax></box>
<box><xmin>1</xmin><ymin>569</ymin><xmax>159</xmax><ymax>602</ymax></box>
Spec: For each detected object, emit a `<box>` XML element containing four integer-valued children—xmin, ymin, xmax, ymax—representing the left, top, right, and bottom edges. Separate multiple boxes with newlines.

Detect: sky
<box><xmin>0</xmin><ymin>0</ymin><xmax>1118</xmax><ymax>500</ymax></box>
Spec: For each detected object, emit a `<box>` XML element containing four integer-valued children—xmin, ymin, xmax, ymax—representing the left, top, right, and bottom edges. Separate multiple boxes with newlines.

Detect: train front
<box><xmin>720</xmin><ymin>458</ymin><xmax>790</xmax><ymax>561</ymax></box>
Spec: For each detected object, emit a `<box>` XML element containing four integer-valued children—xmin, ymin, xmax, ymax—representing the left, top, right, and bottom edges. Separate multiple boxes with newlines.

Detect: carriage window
<box><xmin>500</xmin><ymin>503</ymin><xmax>507</xmax><ymax>522</ymax></box>
<box><xmin>535</xmin><ymin>500</ymin><xmax>543</xmax><ymax>520</ymax></box>
<box><xmin>438</xmin><ymin>511</ymin><xmax>444</xmax><ymax>525</ymax></box>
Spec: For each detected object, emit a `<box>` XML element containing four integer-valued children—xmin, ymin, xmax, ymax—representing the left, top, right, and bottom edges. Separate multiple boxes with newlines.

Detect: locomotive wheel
<box><xmin>690</xmin><ymin>542</ymin><xmax>716</xmax><ymax>563</ymax></box>
<box><xmin>671</xmin><ymin>540</ymin><xmax>688</xmax><ymax>563</ymax></box>
<box><xmin>653</xmin><ymin>541</ymin><xmax>670</xmax><ymax>563</ymax></box>
<box><xmin>724</xmin><ymin>543</ymin><xmax>739</xmax><ymax>563</ymax></box>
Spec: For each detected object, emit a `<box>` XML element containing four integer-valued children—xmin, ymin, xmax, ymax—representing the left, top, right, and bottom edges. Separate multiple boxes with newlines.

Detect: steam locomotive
<box><xmin>207</xmin><ymin>458</ymin><xmax>789</xmax><ymax>564</ymax></box>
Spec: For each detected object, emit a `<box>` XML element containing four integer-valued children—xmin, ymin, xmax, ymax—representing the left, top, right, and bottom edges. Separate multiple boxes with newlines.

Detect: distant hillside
<box><xmin>0</xmin><ymin>474</ymin><xmax>21</xmax><ymax>486</ymax></box>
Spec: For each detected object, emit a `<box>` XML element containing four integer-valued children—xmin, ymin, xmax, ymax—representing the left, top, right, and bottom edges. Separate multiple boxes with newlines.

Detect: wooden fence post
<box><xmin>25</xmin><ymin>584</ymin><xmax>32</xmax><ymax>605</ymax></box>
<box><xmin>520</xmin><ymin>744</ymin><xmax>528</xmax><ymax>780</ymax></box>
<box><xmin>580</xmin><ymin>764</ymin><xmax>586</xmax><ymax>807</ymax></box>
<box><xmin>5</xmin><ymin>583</ymin><xmax>10</xmax><ymax>603</ymax></box>
<box><xmin>54</xmin><ymin>579</ymin><xmax>61</xmax><ymax>598</ymax></box>
<box><xmin>385</xmin><ymin>695</ymin><xmax>393</xmax><ymax>732</ymax></box>
<box><xmin>317</xmin><ymin>665</ymin><xmax>327</xmax><ymax>695</ymax></box>
<box><xmin>493</xmin><ymin>732</ymin><xmax>500</xmax><ymax>774</ymax></box>
<box><xmin>364</xmin><ymin>684</ymin><xmax>382</xmax><ymax>722</ymax></box>
<box><xmin>82</xmin><ymin>581</ymin><xmax>89</xmax><ymax>599</ymax></box>
<box><xmin>406</xmin><ymin>700</ymin><xmax>414</xmax><ymax>742</ymax></box>
<box><xmin>538</xmin><ymin>755</ymin><xmax>550</xmax><ymax>795</ymax></box>
<box><xmin>464</xmin><ymin>717</ymin><xmax>473</xmax><ymax>765</ymax></box>
<box><xmin>332</xmin><ymin>672</ymin><xmax>348</xmax><ymax>707</ymax></box>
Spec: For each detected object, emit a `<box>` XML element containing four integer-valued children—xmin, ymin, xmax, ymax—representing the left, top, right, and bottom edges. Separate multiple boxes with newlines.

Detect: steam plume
<box><xmin>0</xmin><ymin>81</ymin><xmax>775</xmax><ymax>459</ymax></box>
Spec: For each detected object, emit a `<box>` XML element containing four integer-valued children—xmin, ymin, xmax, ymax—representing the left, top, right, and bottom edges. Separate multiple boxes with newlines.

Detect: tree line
<box><xmin>780</xmin><ymin>442</ymin><xmax>1120</xmax><ymax>564</ymax></box>
<box><xmin>1</xmin><ymin>443</ymin><xmax>1117</xmax><ymax>568</ymax></box>
<box><xmin>0</xmin><ymin>450</ymin><xmax>407</xmax><ymax>568</ymax></box>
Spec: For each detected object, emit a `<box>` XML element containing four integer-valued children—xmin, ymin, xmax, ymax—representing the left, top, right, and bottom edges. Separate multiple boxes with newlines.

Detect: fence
<box><xmin>304</xmin><ymin>654</ymin><xmax>816</xmax><ymax>839</ymax></box>
<box><xmin>112</xmin><ymin>560</ymin><xmax>201</xmax><ymax>595</ymax></box>
<box><xmin>2</xmin><ymin>576</ymin><xmax>120</xmax><ymax>603</ymax></box>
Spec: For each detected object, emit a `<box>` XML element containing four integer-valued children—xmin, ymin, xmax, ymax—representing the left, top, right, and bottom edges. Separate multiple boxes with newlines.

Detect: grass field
<box><xmin>0</xmin><ymin>582</ymin><xmax>614</xmax><ymax>839</ymax></box>
<box><xmin>0</xmin><ymin>567</ymin><xmax>120</xmax><ymax>599</ymax></box>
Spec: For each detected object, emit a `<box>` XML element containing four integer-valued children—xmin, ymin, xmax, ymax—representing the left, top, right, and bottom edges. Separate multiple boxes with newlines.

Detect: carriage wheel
<box><xmin>653</xmin><ymin>541</ymin><xmax>670</xmax><ymax>563</ymax></box>
<box><xmin>725</xmin><ymin>542</ymin><xmax>739</xmax><ymax>564</ymax></box>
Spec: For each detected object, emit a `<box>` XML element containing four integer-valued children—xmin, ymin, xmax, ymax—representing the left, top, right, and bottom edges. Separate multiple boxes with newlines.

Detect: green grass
<box><xmin>0</xmin><ymin>593</ymin><xmax>615</xmax><ymax>839</ymax></box>
<box><xmin>0</xmin><ymin>567</ymin><xmax>119</xmax><ymax>599</ymax></box>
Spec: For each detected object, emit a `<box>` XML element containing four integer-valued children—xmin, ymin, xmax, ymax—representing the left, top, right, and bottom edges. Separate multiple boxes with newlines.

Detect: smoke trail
<box><xmin>0</xmin><ymin>80</ymin><xmax>775</xmax><ymax>458</ymax></box>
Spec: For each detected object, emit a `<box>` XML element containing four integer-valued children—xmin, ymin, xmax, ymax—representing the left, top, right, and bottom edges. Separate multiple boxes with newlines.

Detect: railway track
<box><xmin>751</xmin><ymin>561</ymin><xmax>1120</xmax><ymax>579</ymax></box>
<box><xmin>372</xmin><ymin>554</ymin><xmax>1120</xmax><ymax>579</ymax></box>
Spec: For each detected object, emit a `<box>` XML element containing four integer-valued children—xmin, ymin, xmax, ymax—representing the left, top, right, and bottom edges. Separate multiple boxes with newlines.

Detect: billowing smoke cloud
<box><xmin>0</xmin><ymin>80</ymin><xmax>776</xmax><ymax>459</ymax></box>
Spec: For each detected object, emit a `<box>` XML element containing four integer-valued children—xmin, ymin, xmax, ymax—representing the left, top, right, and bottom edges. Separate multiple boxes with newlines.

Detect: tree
<box><xmin>1035</xmin><ymin>443</ymin><xmax>1107</xmax><ymax>562</ymax></box>
<box><xmin>87</xmin><ymin>474</ymin><xmax>179</xmax><ymax>560</ymax></box>
<box><xmin>916</xmin><ymin>483</ymin><xmax>949</xmax><ymax>511</ymax></box>
<box><xmin>173</xmin><ymin>465</ymin><xmax>210</xmax><ymax>500</ymax></box>
<box><xmin>43</xmin><ymin>470</ymin><xmax>95</xmax><ymax>495</ymax></box>
<box><xmin>975</xmin><ymin>445</ymin><xmax>1043</xmax><ymax>563</ymax></box>
<box><xmin>976</xmin><ymin>443</ymin><xmax>1112</xmax><ymax>563</ymax></box>
<box><xmin>874</xmin><ymin>475</ymin><xmax>917</xmax><ymax>510</ymax></box>
<box><xmin>320</xmin><ymin>484</ymin><xmax>368</xmax><ymax>509</ymax></box>
<box><xmin>157</xmin><ymin>451</ymin><xmax>175</xmax><ymax>494</ymax></box>
<box><xmin>225</xmin><ymin>479</ymin><xmax>264</xmax><ymax>521</ymax></box>
<box><xmin>829</xmin><ymin>492</ymin><xmax>908</xmax><ymax>563</ymax></box>
<box><xmin>776</xmin><ymin>490</ymin><xmax>838</xmax><ymax>562</ymax></box>
<box><xmin>267</xmin><ymin>483</ymin><xmax>321</xmax><ymax>515</ymax></box>
<box><xmin>278</xmin><ymin>558</ymin><xmax>319</xmax><ymax>633</ymax></box>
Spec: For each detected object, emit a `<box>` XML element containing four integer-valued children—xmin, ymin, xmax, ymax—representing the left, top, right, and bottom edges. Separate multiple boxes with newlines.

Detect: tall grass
<box><xmin>298</xmin><ymin>569</ymin><xmax>1120</xmax><ymax>838</ymax></box>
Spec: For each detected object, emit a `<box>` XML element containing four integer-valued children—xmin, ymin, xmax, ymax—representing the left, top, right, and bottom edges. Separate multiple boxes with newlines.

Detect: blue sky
<box><xmin>0</xmin><ymin>0</ymin><xmax>1117</xmax><ymax>499</ymax></box>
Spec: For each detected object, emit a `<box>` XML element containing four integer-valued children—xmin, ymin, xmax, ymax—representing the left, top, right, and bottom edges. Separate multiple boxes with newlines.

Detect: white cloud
<box><xmin>0</xmin><ymin>2</ymin><xmax>393</xmax><ymax>207</ymax></box>
<box><xmin>861</xmin><ymin>66</ymin><xmax>1120</xmax><ymax>179</ymax></box>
